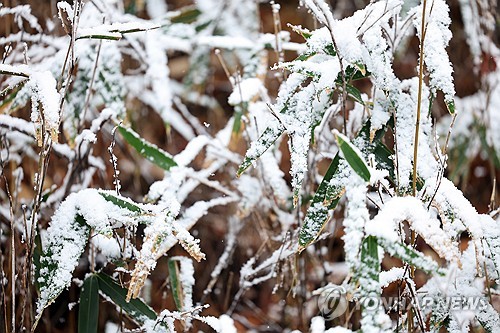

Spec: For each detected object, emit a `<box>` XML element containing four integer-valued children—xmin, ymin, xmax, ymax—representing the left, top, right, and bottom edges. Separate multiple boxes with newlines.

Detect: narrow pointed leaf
<box><xmin>98</xmin><ymin>191</ymin><xmax>144</xmax><ymax>213</ymax></box>
<box><xmin>299</xmin><ymin>121</ymin><xmax>392</xmax><ymax>250</ymax></box>
<box><xmin>298</xmin><ymin>154</ymin><xmax>341</xmax><ymax>248</ymax></box>
<box><xmin>168</xmin><ymin>259</ymin><xmax>183</xmax><ymax>310</ymax></box>
<box><xmin>169</xmin><ymin>6</ymin><xmax>202</xmax><ymax>24</ymax></box>
<box><xmin>237</xmin><ymin>125</ymin><xmax>284</xmax><ymax>176</ymax></box>
<box><xmin>78</xmin><ymin>275</ymin><xmax>99</xmax><ymax>333</ymax></box>
<box><xmin>476</xmin><ymin>304</ymin><xmax>500</xmax><ymax>333</ymax></box>
<box><xmin>96</xmin><ymin>272</ymin><xmax>156</xmax><ymax>324</ymax></box>
<box><xmin>36</xmin><ymin>215</ymin><xmax>89</xmax><ymax>322</ymax></box>
<box><xmin>360</xmin><ymin>236</ymin><xmax>379</xmax><ymax>283</ymax></box>
<box><xmin>118</xmin><ymin>126</ymin><xmax>177</xmax><ymax>171</ymax></box>
<box><xmin>31</xmin><ymin>233</ymin><xmax>43</xmax><ymax>290</ymax></box>
<box><xmin>378</xmin><ymin>238</ymin><xmax>441</xmax><ymax>274</ymax></box>
<box><xmin>335</xmin><ymin>131</ymin><xmax>371</xmax><ymax>182</ymax></box>
<box><xmin>345</xmin><ymin>84</ymin><xmax>364</xmax><ymax>105</ymax></box>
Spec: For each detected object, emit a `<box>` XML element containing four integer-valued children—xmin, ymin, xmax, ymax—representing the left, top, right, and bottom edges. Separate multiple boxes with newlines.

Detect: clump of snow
<box><xmin>228</xmin><ymin>78</ymin><xmax>264</xmax><ymax>105</ymax></box>
<box><xmin>366</xmin><ymin>195</ymin><xmax>459</xmax><ymax>263</ymax></box>
<box><xmin>27</xmin><ymin>71</ymin><xmax>61</xmax><ymax>145</ymax></box>
<box><xmin>414</xmin><ymin>0</ymin><xmax>456</xmax><ymax>103</ymax></box>
<box><xmin>37</xmin><ymin>189</ymin><xmax>140</xmax><ymax>315</ymax></box>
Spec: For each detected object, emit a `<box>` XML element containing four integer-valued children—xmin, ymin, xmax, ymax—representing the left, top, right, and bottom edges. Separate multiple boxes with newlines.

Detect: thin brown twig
<box><xmin>412</xmin><ymin>0</ymin><xmax>428</xmax><ymax>198</ymax></box>
<box><xmin>0</xmin><ymin>137</ymin><xmax>16</xmax><ymax>333</ymax></box>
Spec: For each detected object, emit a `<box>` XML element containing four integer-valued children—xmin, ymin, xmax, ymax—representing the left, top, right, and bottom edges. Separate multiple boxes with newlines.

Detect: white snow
<box><xmin>27</xmin><ymin>71</ymin><xmax>61</xmax><ymax>144</ymax></box>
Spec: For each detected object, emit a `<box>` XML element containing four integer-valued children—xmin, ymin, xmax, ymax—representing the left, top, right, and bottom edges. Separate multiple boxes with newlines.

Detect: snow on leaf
<box><xmin>299</xmin><ymin>154</ymin><xmax>343</xmax><ymax>249</ymax></box>
<box><xmin>168</xmin><ymin>256</ymin><xmax>195</xmax><ymax>328</ymax></box>
<box><xmin>366</xmin><ymin>196</ymin><xmax>460</xmax><ymax>263</ymax></box>
<box><xmin>414</xmin><ymin>0</ymin><xmax>456</xmax><ymax>106</ymax></box>
<box><xmin>237</xmin><ymin>124</ymin><xmax>284</xmax><ymax>176</ymax></box>
<box><xmin>128</xmin><ymin>196</ymin><xmax>235</xmax><ymax>301</ymax></box>
<box><xmin>228</xmin><ymin>78</ymin><xmax>264</xmax><ymax>106</ymax></box>
<box><xmin>378</xmin><ymin>238</ymin><xmax>440</xmax><ymax>274</ymax></box>
<box><xmin>0</xmin><ymin>5</ymin><xmax>42</xmax><ymax>32</ymax></box>
<box><xmin>299</xmin><ymin>120</ymin><xmax>391</xmax><ymax>250</ymax></box>
<box><xmin>36</xmin><ymin>189</ymin><xmax>140</xmax><ymax>320</ymax></box>
<box><xmin>28</xmin><ymin>71</ymin><xmax>61</xmax><ymax>145</ymax></box>
<box><xmin>394</xmin><ymin>78</ymin><xmax>439</xmax><ymax>189</ymax></box>
<box><xmin>342</xmin><ymin>174</ymin><xmax>370</xmax><ymax>273</ymax></box>
<box><xmin>77</xmin><ymin>22</ymin><xmax>160</xmax><ymax>40</ymax></box>
<box><xmin>357</xmin><ymin>236</ymin><xmax>392</xmax><ymax>333</ymax></box>
<box><xmin>431</xmin><ymin>178</ymin><xmax>500</xmax><ymax>279</ymax></box>
<box><xmin>334</xmin><ymin>130</ymin><xmax>371</xmax><ymax>182</ymax></box>
<box><xmin>421</xmin><ymin>245</ymin><xmax>500</xmax><ymax>332</ymax></box>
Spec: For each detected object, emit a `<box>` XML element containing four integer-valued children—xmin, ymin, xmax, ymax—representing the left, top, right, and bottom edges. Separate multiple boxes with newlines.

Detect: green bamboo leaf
<box><xmin>335</xmin><ymin>131</ymin><xmax>371</xmax><ymax>182</ymax></box>
<box><xmin>299</xmin><ymin>121</ymin><xmax>392</xmax><ymax>249</ymax></box>
<box><xmin>360</xmin><ymin>236</ymin><xmax>379</xmax><ymax>283</ymax></box>
<box><xmin>476</xmin><ymin>306</ymin><xmax>500</xmax><ymax>333</ymax></box>
<box><xmin>118</xmin><ymin>126</ymin><xmax>177</xmax><ymax>171</ymax></box>
<box><xmin>169</xmin><ymin>6</ymin><xmax>201</xmax><ymax>24</ymax></box>
<box><xmin>336</xmin><ymin>64</ymin><xmax>370</xmax><ymax>82</ymax></box>
<box><xmin>378</xmin><ymin>238</ymin><xmax>441</xmax><ymax>274</ymax></box>
<box><xmin>168</xmin><ymin>259</ymin><xmax>183</xmax><ymax>310</ymax></box>
<box><xmin>237</xmin><ymin>125</ymin><xmax>284</xmax><ymax>176</ymax></box>
<box><xmin>231</xmin><ymin>103</ymin><xmax>247</xmax><ymax>135</ymax></box>
<box><xmin>294</xmin><ymin>52</ymin><xmax>316</xmax><ymax>61</ymax></box>
<box><xmin>0</xmin><ymin>80</ymin><xmax>26</xmax><ymax>109</ymax></box>
<box><xmin>96</xmin><ymin>273</ymin><xmax>156</xmax><ymax>324</ymax></box>
<box><xmin>356</xmin><ymin>236</ymin><xmax>387</xmax><ymax>331</ymax></box>
<box><xmin>76</xmin><ymin>34</ymin><xmax>122</xmax><ymax>41</ymax></box>
<box><xmin>98</xmin><ymin>191</ymin><xmax>143</xmax><ymax>213</ymax></box>
<box><xmin>289</xmin><ymin>24</ymin><xmax>312</xmax><ymax>39</ymax></box>
<box><xmin>298</xmin><ymin>154</ymin><xmax>341</xmax><ymax>249</ymax></box>
<box><xmin>78</xmin><ymin>275</ymin><xmax>99</xmax><ymax>333</ymax></box>
<box><xmin>445</xmin><ymin>99</ymin><xmax>455</xmax><ymax>114</ymax></box>
<box><xmin>345</xmin><ymin>84</ymin><xmax>364</xmax><ymax>105</ymax></box>
<box><xmin>35</xmin><ymin>215</ymin><xmax>90</xmax><ymax>330</ymax></box>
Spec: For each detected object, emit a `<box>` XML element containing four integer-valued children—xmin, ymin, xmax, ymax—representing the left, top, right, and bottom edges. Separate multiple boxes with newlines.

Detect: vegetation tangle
<box><xmin>0</xmin><ymin>0</ymin><xmax>499</xmax><ymax>332</ymax></box>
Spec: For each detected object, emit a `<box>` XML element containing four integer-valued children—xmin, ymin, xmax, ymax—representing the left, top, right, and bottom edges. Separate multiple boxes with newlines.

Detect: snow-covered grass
<box><xmin>0</xmin><ymin>0</ymin><xmax>499</xmax><ymax>332</ymax></box>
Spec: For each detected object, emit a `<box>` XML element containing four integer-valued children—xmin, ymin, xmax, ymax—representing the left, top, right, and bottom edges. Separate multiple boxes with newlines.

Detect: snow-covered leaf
<box><xmin>168</xmin><ymin>257</ymin><xmax>194</xmax><ymax>315</ymax></box>
<box><xmin>77</xmin><ymin>22</ymin><xmax>160</xmax><ymax>40</ymax></box>
<box><xmin>237</xmin><ymin>125</ymin><xmax>284</xmax><ymax>176</ymax></box>
<box><xmin>378</xmin><ymin>238</ymin><xmax>441</xmax><ymax>274</ymax></box>
<box><xmin>36</xmin><ymin>214</ymin><xmax>89</xmax><ymax>322</ymax></box>
<box><xmin>298</xmin><ymin>154</ymin><xmax>342</xmax><ymax>249</ymax></box>
<box><xmin>98</xmin><ymin>190</ymin><xmax>144</xmax><ymax>214</ymax></box>
<box><xmin>334</xmin><ymin>130</ymin><xmax>371</xmax><ymax>182</ymax></box>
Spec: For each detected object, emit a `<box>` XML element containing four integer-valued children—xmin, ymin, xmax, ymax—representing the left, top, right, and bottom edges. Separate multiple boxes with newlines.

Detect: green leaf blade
<box><xmin>96</xmin><ymin>273</ymin><xmax>156</xmax><ymax>324</ymax></box>
<box><xmin>359</xmin><ymin>236</ymin><xmax>379</xmax><ymax>283</ymax></box>
<box><xmin>445</xmin><ymin>99</ymin><xmax>455</xmax><ymax>114</ymax></box>
<box><xmin>237</xmin><ymin>125</ymin><xmax>284</xmax><ymax>176</ymax></box>
<box><xmin>98</xmin><ymin>191</ymin><xmax>143</xmax><ymax>213</ymax></box>
<box><xmin>168</xmin><ymin>259</ymin><xmax>183</xmax><ymax>310</ymax></box>
<box><xmin>378</xmin><ymin>238</ymin><xmax>440</xmax><ymax>274</ymax></box>
<box><xmin>78</xmin><ymin>275</ymin><xmax>100</xmax><ymax>333</ymax></box>
<box><xmin>345</xmin><ymin>84</ymin><xmax>364</xmax><ymax>105</ymax></box>
<box><xmin>335</xmin><ymin>131</ymin><xmax>371</xmax><ymax>182</ymax></box>
<box><xmin>299</xmin><ymin>154</ymin><xmax>342</xmax><ymax>248</ymax></box>
<box><xmin>36</xmin><ymin>215</ymin><xmax>90</xmax><ymax>324</ymax></box>
<box><xmin>118</xmin><ymin>126</ymin><xmax>177</xmax><ymax>171</ymax></box>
